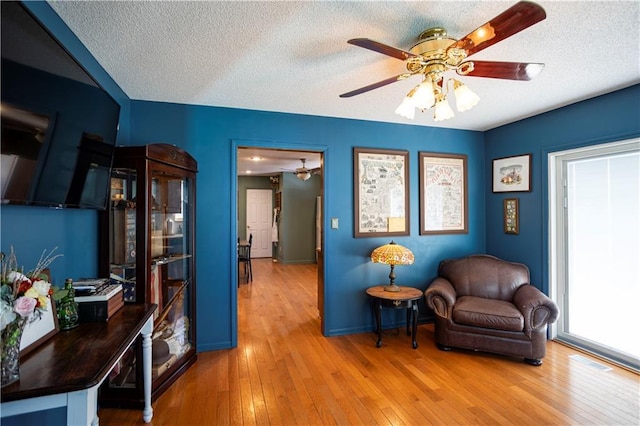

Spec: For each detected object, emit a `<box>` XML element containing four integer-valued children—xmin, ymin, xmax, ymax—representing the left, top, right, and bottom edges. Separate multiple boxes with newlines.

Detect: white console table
<box><xmin>1</xmin><ymin>304</ymin><xmax>157</xmax><ymax>425</ymax></box>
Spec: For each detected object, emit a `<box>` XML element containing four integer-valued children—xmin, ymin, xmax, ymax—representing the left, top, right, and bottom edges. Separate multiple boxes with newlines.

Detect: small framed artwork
<box><xmin>503</xmin><ymin>198</ymin><xmax>519</xmax><ymax>234</ymax></box>
<box><xmin>20</xmin><ymin>297</ymin><xmax>59</xmax><ymax>358</ymax></box>
<box><xmin>492</xmin><ymin>154</ymin><xmax>532</xmax><ymax>192</ymax></box>
<box><xmin>353</xmin><ymin>147</ymin><xmax>409</xmax><ymax>238</ymax></box>
<box><xmin>275</xmin><ymin>191</ymin><xmax>282</xmax><ymax>210</ymax></box>
<box><xmin>419</xmin><ymin>152</ymin><xmax>468</xmax><ymax>235</ymax></box>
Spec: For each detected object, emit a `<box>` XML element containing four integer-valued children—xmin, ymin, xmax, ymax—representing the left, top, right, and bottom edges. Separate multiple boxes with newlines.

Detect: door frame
<box><xmin>231</xmin><ymin>139</ymin><xmax>328</xmax><ymax>347</ymax></box>
<box><xmin>548</xmin><ymin>137</ymin><xmax>640</xmax><ymax>371</ymax></box>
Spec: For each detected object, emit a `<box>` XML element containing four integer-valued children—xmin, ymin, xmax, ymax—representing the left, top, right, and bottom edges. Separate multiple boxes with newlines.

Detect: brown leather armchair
<box><xmin>424</xmin><ymin>254</ymin><xmax>559</xmax><ymax>365</ymax></box>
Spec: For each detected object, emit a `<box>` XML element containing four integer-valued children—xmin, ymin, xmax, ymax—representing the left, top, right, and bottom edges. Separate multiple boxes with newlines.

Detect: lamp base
<box><xmin>383</xmin><ymin>284</ymin><xmax>401</xmax><ymax>292</ymax></box>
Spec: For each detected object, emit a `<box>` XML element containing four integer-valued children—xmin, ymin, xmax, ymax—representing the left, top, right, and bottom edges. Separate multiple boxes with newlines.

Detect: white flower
<box><xmin>0</xmin><ymin>299</ymin><xmax>17</xmax><ymax>331</ymax></box>
<box><xmin>7</xmin><ymin>271</ymin><xmax>29</xmax><ymax>284</ymax></box>
<box><xmin>32</xmin><ymin>280</ymin><xmax>51</xmax><ymax>297</ymax></box>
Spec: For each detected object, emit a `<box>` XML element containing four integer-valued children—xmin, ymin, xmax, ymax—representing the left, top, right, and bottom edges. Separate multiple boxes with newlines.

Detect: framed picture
<box><xmin>353</xmin><ymin>147</ymin><xmax>409</xmax><ymax>238</ymax></box>
<box><xmin>20</xmin><ymin>297</ymin><xmax>59</xmax><ymax>358</ymax></box>
<box><xmin>419</xmin><ymin>152</ymin><xmax>468</xmax><ymax>235</ymax></box>
<box><xmin>275</xmin><ymin>191</ymin><xmax>282</xmax><ymax>210</ymax></box>
<box><xmin>503</xmin><ymin>198</ymin><xmax>519</xmax><ymax>234</ymax></box>
<box><xmin>492</xmin><ymin>154</ymin><xmax>532</xmax><ymax>192</ymax></box>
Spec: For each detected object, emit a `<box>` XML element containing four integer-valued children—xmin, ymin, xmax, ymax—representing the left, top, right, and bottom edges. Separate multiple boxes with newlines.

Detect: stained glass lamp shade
<box><xmin>370</xmin><ymin>241</ymin><xmax>414</xmax><ymax>292</ymax></box>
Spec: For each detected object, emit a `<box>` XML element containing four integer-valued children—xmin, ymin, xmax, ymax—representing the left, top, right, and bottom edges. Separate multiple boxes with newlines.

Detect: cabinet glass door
<box><xmin>106</xmin><ymin>168</ymin><xmax>138</xmax><ymax>389</ymax></box>
<box><xmin>110</xmin><ymin>168</ymin><xmax>138</xmax><ymax>303</ymax></box>
<box><xmin>149</xmin><ymin>169</ymin><xmax>194</xmax><ymax>370</ymax></box>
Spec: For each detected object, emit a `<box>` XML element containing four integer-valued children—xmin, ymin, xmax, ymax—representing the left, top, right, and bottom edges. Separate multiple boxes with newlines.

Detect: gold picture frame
<box><xmin>503</xmin><ymin>198</ymin><xmax>519</xmax><ymax>234</ymax></box>
<box><xmin>419</xmin><ymin>152</ymin><xmax>468</xmax><ymax>235</ymax></box>
<box><xmin>353</xmin><ymin>147</ymin><xmax>409</xmax><ymax>238</ymax></box>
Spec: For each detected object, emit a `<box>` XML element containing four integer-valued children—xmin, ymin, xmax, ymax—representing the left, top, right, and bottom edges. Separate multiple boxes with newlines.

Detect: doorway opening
<box><xmin>233</xmin><ymin>143</ymin><xmax>326</xmax><ymax>344</ymax></box>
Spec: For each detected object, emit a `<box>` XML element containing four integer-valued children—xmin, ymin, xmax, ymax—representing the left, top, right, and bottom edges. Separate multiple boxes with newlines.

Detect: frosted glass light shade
<box><xmin>453</xmin><ymin>80</ymin><xmax>480</xmax><ymax>112</ymax></box>
<box><xmin>394</xmin><ymin>96</ymin><xmax>416</xmax><ymax>119</ymax></box>
<box><xmin>412</xmin><ymin>76</ymin><xmax>435</xmax><ymax>110</ymax></box>
<box><xmin>434</xmin><ymin>97</ymin><xmax>455</xmax><ymax>121</ymax></box>
<box><xmin>296</xmin><ymin>171</ymin><xmax>311</xmax><ymax>181</ymax></box>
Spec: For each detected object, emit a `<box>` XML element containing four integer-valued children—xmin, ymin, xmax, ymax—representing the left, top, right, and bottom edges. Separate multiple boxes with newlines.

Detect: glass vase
<box><xmin>57</xmin><ymin>278</ymin><xmax>79</xmax><ymax>331</ymax></box>
<box><xmin>1</xmin><ymin>316</ymin><xmax>27</xmax><ymax>387</ymax></box>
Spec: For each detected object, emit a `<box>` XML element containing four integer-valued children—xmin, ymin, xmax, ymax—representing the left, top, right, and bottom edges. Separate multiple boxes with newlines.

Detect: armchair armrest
<box><xmin>424</xmin><ymin>278</ymin><xmax>457</xmax><ymax>319</ymax></box>
<box><xmin>513</xmin><ymin>285</ymin><xmax>559</xmax><ymax>337</ymax></box>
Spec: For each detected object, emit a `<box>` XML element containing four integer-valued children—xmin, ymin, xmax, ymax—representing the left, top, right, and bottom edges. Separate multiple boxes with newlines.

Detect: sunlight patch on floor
<box><xmin>569</xmin><ymin>354</ymin><xmax>612</xmax><ymax>371</ymax></box>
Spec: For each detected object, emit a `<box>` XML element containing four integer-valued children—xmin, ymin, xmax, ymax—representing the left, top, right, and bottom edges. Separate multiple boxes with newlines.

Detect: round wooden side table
<box><xmin>366</xmin><ymin>285</ymin><xmax>422</xmax><ymax>349</ymax></box>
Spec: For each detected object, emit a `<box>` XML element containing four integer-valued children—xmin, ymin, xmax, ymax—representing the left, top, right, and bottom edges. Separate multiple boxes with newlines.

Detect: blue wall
<box><xmin>485</xmin><ymin>85</ymin><xmax>640</xmax><ymax>293</ymax></box>
<box><xmin>4</xmin><ymin>2</ymin><xmax>637</xmax><ymax>355</ymax></box>
<box><xmin>129</xmin><ymin>101</ymin><xmax>486</xmax><ymax>350</ymax></box>
<box><xmin>0</xmin><ymin>2</ymin><xmax>130</xmax><ymax>283</ymax></box>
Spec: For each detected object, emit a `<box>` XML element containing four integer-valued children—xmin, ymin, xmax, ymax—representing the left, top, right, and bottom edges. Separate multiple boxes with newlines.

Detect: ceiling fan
<box><xmin>340</xmin><ymin>1</ymin><xmax>546</xmax><ymax>121</ymax></box>
<box><xmin>291</xmin><ymin>159</ymin><xmax>320</xmax><ymax>181</ymax></box>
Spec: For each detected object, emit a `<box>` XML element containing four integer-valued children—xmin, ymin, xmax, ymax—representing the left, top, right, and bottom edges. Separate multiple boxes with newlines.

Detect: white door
<box><xmin>246</xmin><ymin>189</ymin><xmax>272</xmax><ymax>258</ymax></box>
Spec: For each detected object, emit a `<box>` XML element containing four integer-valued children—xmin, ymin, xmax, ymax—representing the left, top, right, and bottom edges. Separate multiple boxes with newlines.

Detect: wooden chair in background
<box><xmin>237</xmin><ymin>234</ymin><xmax>253</xmax><ymax>286</ymax></box>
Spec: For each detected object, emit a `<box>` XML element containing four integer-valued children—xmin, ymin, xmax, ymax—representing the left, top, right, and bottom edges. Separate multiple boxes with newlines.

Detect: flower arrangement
<box><xmin>0</xmin><ymin>247</ymin><xmax>62</xmax><ymax>332</ymax></box>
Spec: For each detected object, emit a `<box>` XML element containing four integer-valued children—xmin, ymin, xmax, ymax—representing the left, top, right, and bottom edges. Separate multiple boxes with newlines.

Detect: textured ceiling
<box><xmin>238</xmin><ymin>148</ymin><xmax>322</xmax><ymax>176</ymax></box>
<box><xmin>47</xmin><ymin>0</ymin><xmax>640</xmax><ymax>172</ymax></box>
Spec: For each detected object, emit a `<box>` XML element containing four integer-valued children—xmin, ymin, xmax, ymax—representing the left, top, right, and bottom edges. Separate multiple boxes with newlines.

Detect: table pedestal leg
<box><xmin>406</xmin><ymin>307</ymin><xmax>411</xmax><ymax>336</ymax></box>
<box><xmin>374</xmin><ymin>300</ymin><xmax>382</xmax><ymax>348</ymax></box>
<box><xmin>411</xmin><ymin>303</ymin><xmax>418</xmax><ymax>349</ymax></box>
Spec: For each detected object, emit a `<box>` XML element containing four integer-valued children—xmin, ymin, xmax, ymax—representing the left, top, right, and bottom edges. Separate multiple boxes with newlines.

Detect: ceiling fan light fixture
<box><xmin>394</xmin><ymin>92</ymin><xmax>416</xmax><ymax>119</ymax></box>
<box><xmin>434</xmin><ymin>95</ymin><xmax>455</xmax><ymax>121</ymax></box>
<box><xmin>412</xmin><ymin>76</ymin><xmax>435</xmax><ymax>109</ymax></box>
<box><xmin>452</xmin><ymin>79</ymin><xmax>480</xmax><ymax>112</ymax></box>
<box><xmin>341</xmin><ymin>2</ymin><xmax>547</xmax><ymax>123</ymax></box>
<box><xmin>295</xmin><ymin>158</ymin><xmax>312</xmax><ymax>181</ymax></box>
<box><xmin>296</xmin><ymin>171</ymin><xmax>311</xmax><ymax>181</ymax></box>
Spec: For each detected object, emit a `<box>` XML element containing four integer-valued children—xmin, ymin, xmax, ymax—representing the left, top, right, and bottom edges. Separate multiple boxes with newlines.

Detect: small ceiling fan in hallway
<box><xmin>287</xmin><ymin>159</ymin><xmax>321</xmax><ymax>181</ymax></box>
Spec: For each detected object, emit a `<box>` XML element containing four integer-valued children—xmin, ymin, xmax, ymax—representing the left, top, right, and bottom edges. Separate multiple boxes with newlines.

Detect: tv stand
<box><xmin>1</xmin><ymin>304</ymin><xmax>157</xmax><ymax>425</ymax></box>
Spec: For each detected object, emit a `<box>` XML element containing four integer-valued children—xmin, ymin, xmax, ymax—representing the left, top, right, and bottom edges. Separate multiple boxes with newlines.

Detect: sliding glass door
<box><xmin>549</xmin><ymin>138</ymin><xmax>639</xmax><ymax>371</ymax></box>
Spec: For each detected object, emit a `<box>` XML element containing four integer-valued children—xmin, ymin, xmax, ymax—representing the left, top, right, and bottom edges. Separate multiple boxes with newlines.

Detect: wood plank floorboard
<box><xmin>98</xmin><ymin>258</ymin><xmax>639</xmax><ymax>425</ymax></box>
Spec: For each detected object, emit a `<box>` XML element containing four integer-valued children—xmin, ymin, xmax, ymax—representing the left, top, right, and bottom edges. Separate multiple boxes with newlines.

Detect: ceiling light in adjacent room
<box><xmin>295</xmin><ymin>159</ymin><xmax>312</xmax><ymax>181</ymax></box>
<box><xmin>296</xmin><ymin>171</ymin><xmax>311</xmax><ymax>181</ymax></box>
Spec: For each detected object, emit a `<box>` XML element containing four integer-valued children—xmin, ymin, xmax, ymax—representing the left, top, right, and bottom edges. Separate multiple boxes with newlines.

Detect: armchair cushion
<box><xmin>453</xmin><ymin>296</ymin><xmax>524</xmax><ymax>332</ymax></box>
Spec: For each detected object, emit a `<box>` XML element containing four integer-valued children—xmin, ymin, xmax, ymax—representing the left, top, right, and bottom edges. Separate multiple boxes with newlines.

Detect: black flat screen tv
<box><xmin>1</xmin><ymin>1</ymin><xmax>120</xmax><ymax>210</ymax></box>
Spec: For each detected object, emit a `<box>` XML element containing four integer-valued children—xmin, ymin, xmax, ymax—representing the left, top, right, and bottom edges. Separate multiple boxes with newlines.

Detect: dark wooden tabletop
<box><xmin>1</xmin><ymin>304</ymin><xmax>157</xmax><ymax>402</ymax></box>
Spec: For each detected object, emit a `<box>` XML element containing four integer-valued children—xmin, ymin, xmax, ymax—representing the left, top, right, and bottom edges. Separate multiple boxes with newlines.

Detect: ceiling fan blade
<box><xmin>458</xmin><ymin>61</ymin><xmax>544</xmax><ymax>80</ymax></box>
<box><xmin>348</xmin><ymin>38</ymin><xmax>418</xmax><ymax>61</ymax></box>
<box><xmin>449</xmin><ymin>1</ymin><xmax>546</xmax><ymax>57</ymax></box>
<box><xmin>339</xmin><ymin>73</ymin><xmax>414</xmax><ymax>98</ymax></box>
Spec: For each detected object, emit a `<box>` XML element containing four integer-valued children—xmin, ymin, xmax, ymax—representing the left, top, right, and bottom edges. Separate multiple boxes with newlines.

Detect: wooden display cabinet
<box><xmin>98</xmin><ymin>143</ymin><xmax>197</xmax><ymax>408</ymax></box>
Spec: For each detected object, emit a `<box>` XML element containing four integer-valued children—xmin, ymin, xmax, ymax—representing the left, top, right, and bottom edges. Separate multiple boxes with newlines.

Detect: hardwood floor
<box><xmin>99</xmin><ymin>258</ymin><xmax>639</xmax><ymax>425</ymax></box>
